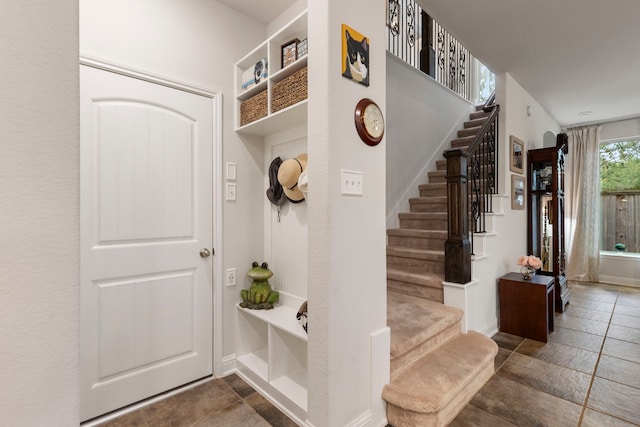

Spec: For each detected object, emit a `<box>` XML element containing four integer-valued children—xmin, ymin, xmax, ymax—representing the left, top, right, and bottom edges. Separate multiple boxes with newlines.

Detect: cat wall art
<box><xmin>341</xmin><ymin>24</ymin><xmax>369</xmax><ymax>87</ymax></box>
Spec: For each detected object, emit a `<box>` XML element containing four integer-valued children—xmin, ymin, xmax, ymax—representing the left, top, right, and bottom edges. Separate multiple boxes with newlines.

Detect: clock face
<box><xmin>363</xmin><ymin>104</ymin><xmax>384</xmax><ymax>139</ymax></box>
<box><xmin>354</xmin><ymin>98</ymin><xmax>384</xmax><ymax>146</ymax></box>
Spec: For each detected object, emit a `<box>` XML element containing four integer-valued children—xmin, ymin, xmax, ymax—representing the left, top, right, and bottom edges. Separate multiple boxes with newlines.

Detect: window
<box><xmin>600</xmin><ymin>139</ymin><xmax>640</xmax><ymax>254</ymax></box>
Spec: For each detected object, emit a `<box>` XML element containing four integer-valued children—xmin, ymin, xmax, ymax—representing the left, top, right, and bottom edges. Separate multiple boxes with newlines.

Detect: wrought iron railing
<box><xmin>444</xmin><ymin>96</ymin><xmax>499</xmax><ymax>284</ymax></box>
<box><xmin>386</xmin><ymin>0</ymin><xmax>483</xmax><ymax>102</ymax></box>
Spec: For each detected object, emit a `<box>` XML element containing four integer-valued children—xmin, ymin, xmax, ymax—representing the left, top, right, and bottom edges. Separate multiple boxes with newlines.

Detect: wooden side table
<box><xmin>499</xmin><ymin>272</ymin><xmax>555</xmax><ymax>343</ymax></box>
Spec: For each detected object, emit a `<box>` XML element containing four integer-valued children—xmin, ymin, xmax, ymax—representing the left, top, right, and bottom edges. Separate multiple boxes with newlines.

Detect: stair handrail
<box><xmin>443</xmin><ymin>96</ymin><xmax>500</xmax><ymax>284</ymax></box>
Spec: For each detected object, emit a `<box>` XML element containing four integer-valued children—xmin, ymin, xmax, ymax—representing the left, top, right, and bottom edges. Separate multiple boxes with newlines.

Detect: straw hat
<box><xmin>277</xmin><ymin>153</ymin><xmax>307</xmax><ymax>203</ymax></box>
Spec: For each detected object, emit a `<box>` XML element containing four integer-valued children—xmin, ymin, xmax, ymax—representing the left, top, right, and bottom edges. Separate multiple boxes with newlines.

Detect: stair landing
<box><xmin>384</xmin><ymin>291</ymin><xmax>498</xmax><ymax>427</ymax></box>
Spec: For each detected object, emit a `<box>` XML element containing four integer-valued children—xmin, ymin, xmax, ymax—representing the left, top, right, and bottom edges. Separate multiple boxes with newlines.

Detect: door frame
<box><xmin>79</xmin><ymin>55</ymin><xmax>224</xmax><ymax>378</ymax></box>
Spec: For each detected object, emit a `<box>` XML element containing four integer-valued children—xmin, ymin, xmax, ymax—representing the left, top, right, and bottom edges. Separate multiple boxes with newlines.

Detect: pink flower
<box><xmin>517</xmin><ymin>255</ymin><xmax>543</xmax><ymax>269</ymax></box>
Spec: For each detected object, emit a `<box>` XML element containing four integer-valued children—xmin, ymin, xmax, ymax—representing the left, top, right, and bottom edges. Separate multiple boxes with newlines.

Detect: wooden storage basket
<box><xmin>240</xmin><ymin>89</ymin><xmax>268</xmax><ymax>126</ymax></box>
<box><xmin>271</xmin><ymin>66</ymin><xmax>308</xmax><ymax>113</ymax></box>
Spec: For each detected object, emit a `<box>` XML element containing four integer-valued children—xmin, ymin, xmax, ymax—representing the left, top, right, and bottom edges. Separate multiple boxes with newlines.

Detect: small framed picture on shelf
<box><xmin>297</xmin><ymin>38</ymin><xmax>308</xmax><ymax>58</ymax></box>
<box><xmin>281</xmin><ymin>38</ymin><xmax>299</xmax><ymax>69</ymax></box>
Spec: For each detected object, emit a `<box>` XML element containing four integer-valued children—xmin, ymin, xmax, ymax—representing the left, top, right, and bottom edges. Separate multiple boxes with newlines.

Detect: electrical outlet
<box><xmin>225</xmin><ymin>268</ymin><xmax>237</xmax><ymax>286</ymax></box>
<box><xmin>226</xmin><ymin>183</ymin><xmax>237</xmax><ymax>201</ymax></box>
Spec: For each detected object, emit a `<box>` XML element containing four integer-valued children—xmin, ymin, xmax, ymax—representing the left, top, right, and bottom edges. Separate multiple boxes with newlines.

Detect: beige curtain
<box><xmin>565</xmin><ymin>125</ymin><xmax>601</xmax><ymax>281</ymax></box>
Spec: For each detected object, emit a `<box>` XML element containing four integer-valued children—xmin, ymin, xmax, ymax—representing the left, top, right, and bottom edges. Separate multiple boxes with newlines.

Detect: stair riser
<box><xmin>390</xmin><ymin>322</ymin><xmax>459</xmax><ymax>377</ymax></box>
<box><xmin>388</xmin><ymin>234</ymin><xmax>446</xmax><ymax>250</ymax></box>
<box><xmin>387</xmin><ymin>280</ymin><xmax>443</xmax><ymax>303</ymax></box>
<box><xmin>469</xmin><ymin>111</ymin><xmax>490</xmax><ymax>120</ymax></box>
<box><xmin>436</xmin><ymin>160</ymin><xmax>447</xmax><ymax>171</ymax></box>
<box><xmin>457</xmin><ymin>127</ymin><xmax>480</xmax><ymax>138</ymax></box>
<box><xmin>409</xmin><ymin>202</ymin><xmax>447</xmax><ymax>213</ymax></box>
<box><xmin>419</xmin><ymin>187</ymin><xmax>447</xmax><ymax>197</ymax></box>
<box><xmin>451</xmin><ymin>139</ymin><xmax>494</xmax><ymax>150</ymax></box>
<box><xmin>387</xmin><ymin>256</ymin><xmax>445</xmax><ymax>273</ymax></box>
<box><xmin>428</xmin><ymin>174</ymin><xmax>446</xmax><ymax>184</ymax></box>
<box><xmin>386</xmin><ymin>359</ymin><xmax>495</xmax><ymax>427</ymax></box>
<box><xmin>464</xmin><ymin>118</ymin><xmax>487</xmax><ymax>128</ymax></box>
<box><xmin>399</xmin><ymin>218</ymin><xmax>447</xmax><ymax>230</ymax></box>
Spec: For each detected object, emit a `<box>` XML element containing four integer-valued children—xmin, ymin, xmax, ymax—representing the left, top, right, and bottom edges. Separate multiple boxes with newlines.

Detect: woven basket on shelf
<box><xmin>271</xmin><ymin>66</ymin><xmax>308</xmax><ymax>113</ymax></box>
<box><xmin>240</xmin><ymin>89</ymin><xmax>268</xmax><ymax>126</ymax></box>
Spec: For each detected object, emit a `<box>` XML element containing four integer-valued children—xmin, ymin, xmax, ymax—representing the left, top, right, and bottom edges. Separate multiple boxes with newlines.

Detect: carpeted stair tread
<box><xmin>387</xmin><ymin>228</ymin><xmax>447</xmax><ymax>239</ymax></box>
<box><xmin>383</xmin><ymin>331</ymin><xmax>498</xmax><ymax>413</ymax></box>
<box><xmin>397</xmin><ymin>212</ymin><xmax>447</xmax><ymax>220</ymax></box>
<box><xmin>387</xmin><ymin>291</ymin><xmax>461</xmax><ymax>361</ymax></box>
<box><xmin>387</xmin><ymin>265</ymin><xmax>444</xmax><ymax>289</ymax></box>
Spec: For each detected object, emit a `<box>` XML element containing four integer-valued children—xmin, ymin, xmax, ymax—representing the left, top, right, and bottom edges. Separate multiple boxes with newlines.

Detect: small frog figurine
<box><xmin>240</xmin><ymin>262</ymin><xmax>279</xmax><ymax>310</ymax></box>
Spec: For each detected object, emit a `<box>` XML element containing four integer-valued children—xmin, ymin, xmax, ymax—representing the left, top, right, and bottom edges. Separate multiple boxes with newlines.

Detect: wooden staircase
<box><xmin>386</xmin><ymin>108</ymin><xmax>492</xmax><ymax>303</ymax></box>
<box><xmin>383</xmin><ymin>107</ymin><xmax>498</xmax><ymax>426</ymax></box>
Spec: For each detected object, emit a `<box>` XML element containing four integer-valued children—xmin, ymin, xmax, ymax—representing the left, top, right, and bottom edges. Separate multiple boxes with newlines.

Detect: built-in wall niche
<box><xmin>264</xmin><ymin>131</ymin><xmax>308</xmax><ymax>300</ymax></box>
<box><xmin>234</xmin><ymin>10</ymin><xmax>309</xmax><ymax>423</ymax></box>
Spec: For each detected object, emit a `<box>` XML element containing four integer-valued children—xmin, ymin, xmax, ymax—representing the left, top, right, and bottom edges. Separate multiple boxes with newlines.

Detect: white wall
<box><xmin>0</xmin><ymin>2</ymin><xmax>79</xmax><ymax>425</ymax></box>
<box><xmin>386</xmin><ymin>55</ymin><xmax>473</xmax><ymax>228</ymax></box>
<box><xmin>80</xmin><ymin>0</ymin><xmax>268</xmax><ymax>369</ymax></box>
<box><xmin>467</xmin><ymin>72</ymin><xmax>560</xmax><ymax>334</ymax></box>
<box><xmin>600</xmin><ymin>117</ymin><xmax>640</xmax><ymax>142</ymax></box>
<box><xmin>307</xmin><ymin>1</ymin><xmax>389</xmax><ymax>425</ymax></box>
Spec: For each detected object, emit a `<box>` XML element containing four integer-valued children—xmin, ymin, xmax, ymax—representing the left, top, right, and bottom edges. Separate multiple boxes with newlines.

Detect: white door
<box><xmin>80</xmin><ymin>64</ymin><xmax>214</xmax><ymax>421</ymax></box>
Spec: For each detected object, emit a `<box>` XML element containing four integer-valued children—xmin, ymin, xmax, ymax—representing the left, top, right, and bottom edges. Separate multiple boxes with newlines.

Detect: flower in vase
<box><xmin>517</xmin><ymin>255</ymin><xmax>543</xmax><ymax>270</ymax></box>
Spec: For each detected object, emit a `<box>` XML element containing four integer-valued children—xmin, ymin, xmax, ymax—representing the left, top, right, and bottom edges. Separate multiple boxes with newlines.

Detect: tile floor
<box><xmin>451</xmin><ymin>281</ymin><xmax>640</xmax><ymax>427</ymax></box>
<box><xmin>92</xmin><ymin>373</ymin><xmax>297</xmax><ymax>427</ymax></box>
<box><xmin>95</xmin><ymin>281</ymin><xmax>639</xmax><ymax>427</ymax></box>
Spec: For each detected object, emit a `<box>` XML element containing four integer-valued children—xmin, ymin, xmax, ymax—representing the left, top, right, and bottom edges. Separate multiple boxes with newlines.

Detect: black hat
<box><xmin>266</xmin><ymin>157</ymin><xmax>287</xmax><ymax>220</ymax></box>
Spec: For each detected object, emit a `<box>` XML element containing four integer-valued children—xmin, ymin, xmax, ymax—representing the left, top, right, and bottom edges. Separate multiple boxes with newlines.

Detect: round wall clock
<box><xmin>354</xmin><ymin>98</ymin><xmax>384</xmax><ymax>146</ymax></box>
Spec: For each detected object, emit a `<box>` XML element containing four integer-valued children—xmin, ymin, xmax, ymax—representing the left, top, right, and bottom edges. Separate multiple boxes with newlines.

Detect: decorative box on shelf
<box><xmin>241</xmin><ymin>58</ymin><xmax>269</xmax><ymax>91</ymax></box>
<box><xmin>297</xmin><ymin>38</ymin><xmax>308</xmax><ymax>57</ymax></box>
<box><xmin>271</xmin><ymin>66</ymin><xmax>308</xmax><ymax>113</ymax></box>
<box><xmin>240</xmin><ymin>89</ymin><xmax>268</xmax><ymax>126</ymax></box>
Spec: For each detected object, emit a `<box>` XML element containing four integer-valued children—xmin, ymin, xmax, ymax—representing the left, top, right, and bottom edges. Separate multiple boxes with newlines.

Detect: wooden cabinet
<box><xmin>527</xmin><ymin>134</ymin><xmax>570</xmax><ymax>312</ymax></box>
<box><xmin>499</xmin><ymin>273</ymin><xmax>555</xmax><ymax>342</ymax></box>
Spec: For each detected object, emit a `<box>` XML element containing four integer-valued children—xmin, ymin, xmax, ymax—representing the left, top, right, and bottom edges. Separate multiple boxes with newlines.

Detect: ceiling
<box><xmin>419</xmin><ymin>0</ymin><xmax>640</xmax><ymax>127</ymax></box>
<box><xmin>221</xmin><ymin>0</ymin><xmax>640</xmax><ymax>127</ymax></box>
<box><xmin>217</xmin><ymin>0</ymin><xmax>298</xmax><ymax>26</ymax></box>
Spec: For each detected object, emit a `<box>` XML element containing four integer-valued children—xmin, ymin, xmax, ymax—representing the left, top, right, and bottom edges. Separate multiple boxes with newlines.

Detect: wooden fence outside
<box><xmin>600</xmin><ymin>192</ymin><xmax>640</xmax><ymax>253</ymax></box>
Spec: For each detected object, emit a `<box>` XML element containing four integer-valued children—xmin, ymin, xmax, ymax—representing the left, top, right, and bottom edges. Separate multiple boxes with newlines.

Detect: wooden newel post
<box><xmin>444</xmin><ymin>149</ymin><xmax>471</xmax><ymax>284</ymax></box>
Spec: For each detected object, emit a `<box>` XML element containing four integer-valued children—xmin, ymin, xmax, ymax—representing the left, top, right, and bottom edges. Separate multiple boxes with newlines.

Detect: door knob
<box><xmin>199</xmin><ymin>248</ymin><xmax>211</xmax><ymax>258</ymax></box>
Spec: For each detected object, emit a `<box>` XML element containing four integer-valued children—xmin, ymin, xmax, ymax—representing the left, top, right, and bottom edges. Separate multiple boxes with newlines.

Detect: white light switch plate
<box><xmin>341</xmin><ymin>170</ymin><xmax>363</xmax><ymax>196</ymax></box>
<box><xmin>226</xmin><ymin>162</ymin><xmax>237</xmax><ymax>181</ymax></box>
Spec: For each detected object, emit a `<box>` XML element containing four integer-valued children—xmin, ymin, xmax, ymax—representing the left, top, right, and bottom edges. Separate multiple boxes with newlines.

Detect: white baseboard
<box><xmin>222</xmin><ymin>354</ymin><xmax>236</xmax><ymax>376</ymax></box>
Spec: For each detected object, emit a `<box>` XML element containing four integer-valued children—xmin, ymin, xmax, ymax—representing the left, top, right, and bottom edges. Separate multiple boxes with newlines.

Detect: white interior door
<box><xmin>80</xmin><ymin>64</ymin><xmax>214</xmax><ymax>421</ymax></box>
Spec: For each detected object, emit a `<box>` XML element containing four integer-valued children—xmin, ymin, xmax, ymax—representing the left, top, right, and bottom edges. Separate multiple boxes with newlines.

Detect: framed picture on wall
<box><xmin>511</xmin><ymin>175</ymin><xmax>525</xmax><ymax>210</ymax></box>
<box><xmin>341</xmin><ymin>23</ymin><xmax>370</xmax><ymax>87</ymax></box>
<box><xmin>509</xmin><ymin>135</ymin><xmax>525</xmax><ymax>174</ymax></box>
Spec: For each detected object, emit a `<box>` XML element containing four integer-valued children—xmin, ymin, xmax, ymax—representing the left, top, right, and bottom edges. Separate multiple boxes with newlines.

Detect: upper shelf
<box><xmin>234</xmin><ymin>10</ymin><xmax>308</xmax><ymax>136</ymax></box>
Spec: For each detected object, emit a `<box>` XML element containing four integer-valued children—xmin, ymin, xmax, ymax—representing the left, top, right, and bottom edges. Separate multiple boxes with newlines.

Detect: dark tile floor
<box><xmin>451</xmin><ymin>281</ymin><xmax>640</xmax><ymax>427</ymax></box>
<box><xmin>91</xmin><ymin>373</ymin><xmax>297</xmax><ymax>427</ymax></box>
<box><xmin>93</xmin><ymin>281</ymin><xmax>640</xmax><ymax>427</ymax></box>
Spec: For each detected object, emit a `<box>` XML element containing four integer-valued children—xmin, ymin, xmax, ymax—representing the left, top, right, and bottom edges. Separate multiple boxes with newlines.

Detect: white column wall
<box><xmin>0</xmin><ymin>2</ymin><xmax>80</xmax><ymax>425</ymax></box>
<box><xmin>307</xmin><ymin>1</ymin><xmax>389</xmax><ymax>426</ymax></box>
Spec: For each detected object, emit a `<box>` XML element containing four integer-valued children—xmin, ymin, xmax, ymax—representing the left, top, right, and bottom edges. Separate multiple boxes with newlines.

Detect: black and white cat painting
<box><xmin>342</xmin><ymin>26</ymin><xmax>369</xmax><ymax>86</ymax></box>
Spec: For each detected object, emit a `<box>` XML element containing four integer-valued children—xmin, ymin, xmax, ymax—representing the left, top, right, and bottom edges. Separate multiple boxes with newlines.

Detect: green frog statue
<box><xmin>240</xmin><ymin>262</ymin><xmax>279</xmax><ymax>310</ymax></box>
